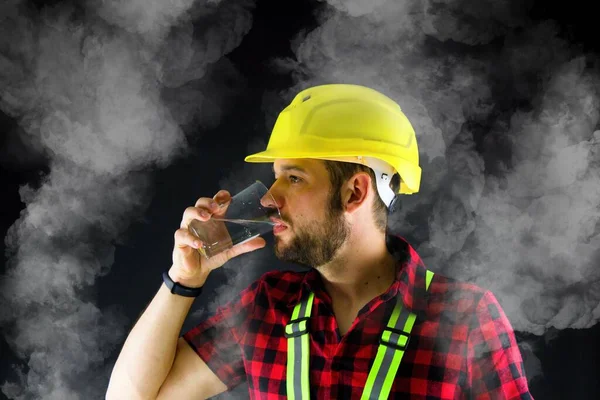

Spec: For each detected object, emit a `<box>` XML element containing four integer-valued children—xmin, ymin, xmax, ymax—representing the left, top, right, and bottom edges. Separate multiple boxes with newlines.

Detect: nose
<box><xmin>260</xmin><ymin>185</ymin><xmax>282</xmax><ymax>211</ymax></box>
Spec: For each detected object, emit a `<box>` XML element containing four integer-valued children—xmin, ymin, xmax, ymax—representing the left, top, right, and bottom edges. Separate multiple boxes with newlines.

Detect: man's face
<box><xmin>268</xmin><ymin>159</ymin><xmax>351</xmax><ymax>268</ymax></box>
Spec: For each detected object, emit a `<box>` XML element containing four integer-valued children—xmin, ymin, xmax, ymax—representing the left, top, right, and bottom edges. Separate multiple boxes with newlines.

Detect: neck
<box><xmin>317</xmin><ymin>229</ymin><xmax>397</xmax><ymax>309</ymax></box>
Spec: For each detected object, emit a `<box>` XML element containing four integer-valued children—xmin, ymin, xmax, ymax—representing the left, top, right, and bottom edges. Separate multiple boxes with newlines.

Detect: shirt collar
<box><xmin>286</xmin><ymin>233</ymin><xmax>431</xmax><ymax>314</ymax></box>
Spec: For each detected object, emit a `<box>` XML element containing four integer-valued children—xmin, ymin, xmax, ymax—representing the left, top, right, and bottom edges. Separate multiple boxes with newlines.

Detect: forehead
<box><xmin>272</xmin><ymin>158</ymin><xmax>326</xmax><ymax>175</ymax></box>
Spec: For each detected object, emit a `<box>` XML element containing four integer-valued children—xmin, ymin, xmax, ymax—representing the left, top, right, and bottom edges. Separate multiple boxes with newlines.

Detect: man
<box><xmin>106</xmin><ymin>84</ymin><xmax>533</xmax><ymax>399</ymax></box>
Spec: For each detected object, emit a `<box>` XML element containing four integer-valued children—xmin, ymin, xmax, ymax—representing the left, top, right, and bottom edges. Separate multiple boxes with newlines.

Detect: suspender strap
<box><xmin>286</xmin><ymin>270</ymin><xmax>435</xmax><ymax>399</ymax></box>
<box><xmin>285</xmin><ymin>291</ymin><xmax>315</xmax><ymax>400</ymax></box>
<box><xmin>361</xmin><ymin>269</ymin><xmax>435</xmax><ymax>400</ymax></box>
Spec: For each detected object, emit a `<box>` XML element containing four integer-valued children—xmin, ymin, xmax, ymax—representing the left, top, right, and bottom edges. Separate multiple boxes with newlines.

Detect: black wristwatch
<box><xmin>162</xmin><ymin>271</ymin><xmax>204</xmax><ymax>298</ymax></box>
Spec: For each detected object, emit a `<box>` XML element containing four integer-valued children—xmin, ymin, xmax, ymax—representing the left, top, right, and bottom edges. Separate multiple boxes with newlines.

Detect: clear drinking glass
<box><xmin>188</xmin><ymin>180</ymin><xmax>280</xmax><ymax>259</ymax></box>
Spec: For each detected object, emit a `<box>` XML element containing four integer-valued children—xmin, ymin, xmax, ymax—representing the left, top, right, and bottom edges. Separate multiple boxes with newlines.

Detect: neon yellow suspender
<box><xmin>285</xmin><ymin>270</ymin><xmax>434</xmax><ymax>400</ymax></box>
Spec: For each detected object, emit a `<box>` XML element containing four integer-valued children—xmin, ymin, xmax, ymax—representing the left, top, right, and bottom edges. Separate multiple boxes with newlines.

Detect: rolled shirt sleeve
<box><xmin>467</xmin><ymin>291</ymin><xmax>533</xmax><ymax>399</ymax></box>
<box><xmin>182</xmin><ymin>279</ymin><xmax>260</xmax><ymax>391</ymax></box>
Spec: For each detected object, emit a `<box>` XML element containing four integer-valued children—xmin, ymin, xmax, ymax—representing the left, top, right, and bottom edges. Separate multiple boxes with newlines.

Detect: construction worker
<box><xmin>106</xmin><ymin>84</ymin><xmax>534</xmax><ymax>399</ymax></box>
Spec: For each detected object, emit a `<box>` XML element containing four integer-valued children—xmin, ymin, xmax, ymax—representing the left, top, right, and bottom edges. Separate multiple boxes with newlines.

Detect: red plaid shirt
<box><xmin>183</xmin><ymin>235</ymin><xmax>533</xmax><ymax>399</ymax></box>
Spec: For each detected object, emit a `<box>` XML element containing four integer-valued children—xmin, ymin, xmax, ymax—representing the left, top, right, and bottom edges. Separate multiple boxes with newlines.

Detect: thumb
<box><xmin>227</xmin><ymin>236</ymin><xmax>267</xmax><ymax>258</ymax></box>
<box><xmin>206</xmin><ymin>236</ymin><xmax>267</xmax><ymax>270</ymax></box>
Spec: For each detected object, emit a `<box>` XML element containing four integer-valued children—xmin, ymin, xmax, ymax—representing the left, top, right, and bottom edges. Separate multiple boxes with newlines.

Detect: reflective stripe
<box><xmin>286</xmin><ymin>292</ymin><xmax>314</xmax><ymax>400</ymax></box>
<box><xmin>362</xmin><ymin>304</ymin><xmax>415</xmax><ymax>399</ymax></box>
<box><xmin>426</xmin><ymin>269</ymin><xmax>434</xmax><ymax>291</ymax></box>
<box><xmin>287</xmin><ymin>272</ymin><xmax>435</xmax><ymax>399</ymax></box>
<box><xmin>287</xmin><ymin>301</ymin><xmax>300</xmax><ymax>400</ymax></box>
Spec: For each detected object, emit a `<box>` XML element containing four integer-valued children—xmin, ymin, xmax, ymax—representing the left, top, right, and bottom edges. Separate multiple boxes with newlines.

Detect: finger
<box><xmin>213</xmin><ymin>189</ymin><xmax>231</xmax><ymax>201</ymax></box>
<box><xmin>209</xmin><ymin>191</ymin><xmax>232</xmax><ymax>218</ymax></box>
<box><xmin>213</xmin><ymin>190</ymin><xmax>231</xmax><ymax>207</ymax></box>
<box><xmin>181</xmin><ymin>206</ymin><xmax>211</xmax><ymax>229</ymax></box>
<box><xmin>174</xmin><ymin>228</ymin><xmax>202</xmax><ymax>249</ymax></box>
<box><xmin>194</xmin><ymin>196</ymin><xmax>221</xmax><ymax>210</ymax></box>
<box><xmin>202</xmin><ymin>236</ymin><xmax>266</xmax><ymax>271</ymax></box>
<box><xmin>226</xmin><ymin>236</ymin><xmax>267</xmax><ymax>259</ymax></box>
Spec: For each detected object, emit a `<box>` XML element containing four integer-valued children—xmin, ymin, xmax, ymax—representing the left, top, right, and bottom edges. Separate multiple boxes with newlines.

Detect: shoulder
<box><xmin>426</xmin><ymin>271</ymin><xmax>494</xmax><ymax>320</ymax></box>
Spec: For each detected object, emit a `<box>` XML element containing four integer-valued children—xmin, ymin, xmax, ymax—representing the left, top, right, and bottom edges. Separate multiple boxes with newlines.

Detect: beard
<box><xmin>274</xmin><ymin>188</ymin><xmax>351</xmax><ymax>268</ymax></box>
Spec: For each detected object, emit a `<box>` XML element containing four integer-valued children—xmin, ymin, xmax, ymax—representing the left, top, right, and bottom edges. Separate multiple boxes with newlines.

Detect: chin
<box><xmin>274</xmin><ymin>240</ymin><xmax>292</xmax><ymax>258</ymax></box>
<box><xmin>274</xmin><ymin>237</ymin><xmax>285</xmax><ymax>250</ymax></box>
<box><xmin>274</xmin><ymin>231</ymin><xmax>291</xmax><ymax>243</ymax></box>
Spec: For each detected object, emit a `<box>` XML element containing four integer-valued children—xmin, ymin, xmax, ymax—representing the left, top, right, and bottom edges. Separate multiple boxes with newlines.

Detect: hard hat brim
<box><xmin>245</xmin><ymin>150</ymin><xmax>421</xmax><ymax>194</ymax></box>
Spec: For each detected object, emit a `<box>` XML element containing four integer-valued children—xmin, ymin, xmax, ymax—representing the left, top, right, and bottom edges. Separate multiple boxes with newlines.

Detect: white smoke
<box><xmin>0</xmin><ymin>0</ymin><xmax>254</xmax><ymax>398</ymax></box>
<box><xmin>90</xmin><ymin>0</ymin><xmax>198</xmax><ymax>42</ymax></box>
<box><xmin>452</xmin><ymin>59</ymin><xmax>600</xmax><ymax>335</ymax></box>
<box><xmin>273</xmin><ymin>0</ymin><xmax>600</xmax><ymax>339</ymax></box>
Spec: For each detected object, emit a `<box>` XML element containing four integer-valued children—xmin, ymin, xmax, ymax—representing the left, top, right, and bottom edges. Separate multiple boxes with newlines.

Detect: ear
<box><xmin>341</xmin><ymin>172</ymin><xmax>372</xmax><ymax>214</ymax></box>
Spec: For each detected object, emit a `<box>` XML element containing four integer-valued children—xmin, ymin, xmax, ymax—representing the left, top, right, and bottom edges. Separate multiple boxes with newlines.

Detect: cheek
<box><xmin>292</xmin><ymin>210</ymin><xmax>323</xmax><ymax>227</ymax></box>
<box><xmin>289</xmin><ymin>191</ymin><xmax>329</xmax><ymax>222</ymax></box>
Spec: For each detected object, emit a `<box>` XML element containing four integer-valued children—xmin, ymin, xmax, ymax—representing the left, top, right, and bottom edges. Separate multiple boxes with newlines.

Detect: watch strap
<box><xmin>162</xmin><ymin>271</ymin><xmax>204</xmax><ymax>298</ymax></box>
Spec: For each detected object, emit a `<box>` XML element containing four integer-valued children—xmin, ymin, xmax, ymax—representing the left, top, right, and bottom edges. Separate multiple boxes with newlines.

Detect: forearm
<box><xmin>106</xmin><ymin>282</ymin><xmax>196</xmax><ymax>399</ymax></box>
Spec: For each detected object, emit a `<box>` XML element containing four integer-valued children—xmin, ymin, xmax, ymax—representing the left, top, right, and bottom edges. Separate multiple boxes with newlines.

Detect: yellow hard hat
<box><xmin>245</xmin><ymin>84</ymin><xmax>421</xmax><ymax>204</ymax></box>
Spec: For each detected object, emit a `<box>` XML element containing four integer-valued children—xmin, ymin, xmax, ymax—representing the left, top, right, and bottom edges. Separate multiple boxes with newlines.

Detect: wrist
<box><xmin>163</xmin><ymin>269</ymin><xmax>205</xmax><ymax>298</ymax></box>
<box><xmin>167</xmin><ymin>267</ymin><xmax>207</xmax><ymax>289</ymax></box>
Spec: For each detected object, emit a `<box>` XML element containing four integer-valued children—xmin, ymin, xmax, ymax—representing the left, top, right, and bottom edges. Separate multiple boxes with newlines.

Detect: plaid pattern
<box><xmin>183</xmin><ymin>235</ymin><xmax>533</xmax><ymax>399</ymax></box>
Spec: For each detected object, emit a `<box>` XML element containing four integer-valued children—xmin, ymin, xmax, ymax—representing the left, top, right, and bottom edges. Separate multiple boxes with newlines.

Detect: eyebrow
<box><xmin>272</xmin><ymin>164</ymin><xmax>308</xmax><ymax>175</ymax></box>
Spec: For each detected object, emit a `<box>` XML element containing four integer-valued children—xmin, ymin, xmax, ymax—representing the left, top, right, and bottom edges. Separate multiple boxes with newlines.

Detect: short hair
<box><xmin>322</xmin><ymin>160</ymin><xmax>399</xmax><ymax>233</ymax></box>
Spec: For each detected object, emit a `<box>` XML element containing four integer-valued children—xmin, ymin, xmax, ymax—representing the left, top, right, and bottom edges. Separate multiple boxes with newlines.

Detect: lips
<box><xmin>270</xmin><ymin>217</ymin><xmax>288</xmax><ymax>228</ymax></box>
<box><xmin>273</xmin><ymin>225</ymin><xmax>288</xmax><ymax>234</ymax></box>
<box><xmin>270</xmin><ymin>217</ymin><xmax>289</xmax><ymax>234</ymax></box>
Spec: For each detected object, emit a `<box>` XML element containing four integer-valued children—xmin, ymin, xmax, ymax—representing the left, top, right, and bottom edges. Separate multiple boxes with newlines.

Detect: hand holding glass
<box><xmin>188</xmin><ymin>181</ymin><xmax>280</xmax><ymax>259</ymax></box>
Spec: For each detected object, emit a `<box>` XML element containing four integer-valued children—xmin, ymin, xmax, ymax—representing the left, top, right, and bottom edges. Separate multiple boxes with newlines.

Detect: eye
<box><xmin>289</xmin><ymin>175</ymin><xmax>302</xmax><ymax>184</ymax></box>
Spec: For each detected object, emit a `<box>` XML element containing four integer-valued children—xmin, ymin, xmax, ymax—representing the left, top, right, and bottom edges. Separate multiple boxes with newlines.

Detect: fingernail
<box><xmin>210</xmin><ymin>200</ymin><xmax>218</xmax><ymax>209</ymax></box>
<box><xmin>194</xmin><ymin>240</ymin><xmax>201</xmax><ymax>248</ymax></box>
<box><xmin>200</xmin><ymin>210</ymin><xmax>209</xmax><ymax>218</ymax></box>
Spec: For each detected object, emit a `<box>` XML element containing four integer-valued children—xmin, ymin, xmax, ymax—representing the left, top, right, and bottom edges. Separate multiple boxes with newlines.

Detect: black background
<box><xmin>2</xmin><ymin>0</ymin><xmax>600</xmax><ymax>398</ymax></box>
